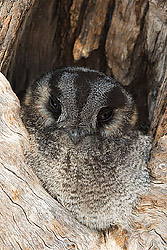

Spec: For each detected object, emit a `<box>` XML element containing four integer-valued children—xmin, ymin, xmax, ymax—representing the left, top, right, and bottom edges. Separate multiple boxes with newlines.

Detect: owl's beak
<box><xmin>67</xmin><ymin>127</ymin><xmax>89</xmax><ymax>144</ymax></box>
<box><xmin>67</xmin><ymin>128</ymin><xmax>81</xmax><ymax>144</ymax></box>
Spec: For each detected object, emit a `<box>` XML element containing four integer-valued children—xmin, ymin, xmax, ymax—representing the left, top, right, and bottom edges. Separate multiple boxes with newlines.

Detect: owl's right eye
<box><xmin>97</xmin><ymin>107</ymin><xmax>113</xmax><ymax>124</ymax></box>
<box><xmin>49</xmin><ymin>95</ymin><xmax>61</xmax><ymax>118</ymax></box>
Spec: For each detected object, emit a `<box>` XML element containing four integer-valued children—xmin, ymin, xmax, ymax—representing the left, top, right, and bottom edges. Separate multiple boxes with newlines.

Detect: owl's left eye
<box><xmin>49</xmin><ymin>95</ymin><xmax>61</xmax><ymax>118</ymax></box>
<box><xmin>97</xmin><ymin>107</ymin><xmax>113</xmax><ymax>123</ymax></box>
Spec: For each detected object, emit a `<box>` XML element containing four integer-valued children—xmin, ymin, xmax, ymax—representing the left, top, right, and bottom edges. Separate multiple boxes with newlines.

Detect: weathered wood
<box><xmin>105</xmin><ymin>0</ymin><xmax>148</xmax><ymax>85</ymax></box>
<box><xmin>150</xmin><ymin>73</ymin><xmax>167</xmax><ymax>145</ymax></box>
<box><xmin>73</xmin><ymin>0</ymin><xmax>111</xmax><ymax>60</ymax></box>
<box><xmin>0</xmin><ymin>0</ymin><xmax>36</xmax><ymax>75</ymax></box>
<box><xmin>146</xmin><ymin>0</ymin><xmax>167</xmax><ymax>122</ymax></box>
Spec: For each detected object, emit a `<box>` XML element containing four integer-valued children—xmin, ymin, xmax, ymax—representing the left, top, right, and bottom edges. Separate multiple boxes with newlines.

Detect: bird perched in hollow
<box><xmin>21</xmin><ymin>67</ymin><xmax>152</xmax><ymax>230</ymax></box>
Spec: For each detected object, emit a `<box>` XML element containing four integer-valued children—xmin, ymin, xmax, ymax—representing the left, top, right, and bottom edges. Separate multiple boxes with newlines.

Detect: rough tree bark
<box><xmin>0</xmin><ymin>0</ymin><xmax>167</xmax><ymax>249</ymax></box>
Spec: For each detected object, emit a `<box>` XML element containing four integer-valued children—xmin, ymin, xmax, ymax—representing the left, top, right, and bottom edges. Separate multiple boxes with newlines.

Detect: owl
<box><xmin>21</xmin><ymin>67</ymin><xmax>152</xmax><ymax>230</ymax></box>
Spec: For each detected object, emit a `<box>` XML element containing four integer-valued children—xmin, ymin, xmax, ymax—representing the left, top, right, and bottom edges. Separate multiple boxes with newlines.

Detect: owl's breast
<box><xmin>29</xmin><ymin>131</ymin><xmax>151</xmax><ymax>230</ymax></box>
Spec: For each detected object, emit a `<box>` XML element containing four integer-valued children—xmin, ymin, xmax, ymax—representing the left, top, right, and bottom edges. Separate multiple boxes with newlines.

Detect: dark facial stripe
<box><xmin>49</xmin><ymin>71</ymin><xmax>62</xmax><ymax>98</ymax></box>
<box><xmin>74</xmin><ymin>71</ymin><xmax>92</xmax><ymax>113</ymax></box>
<box><xmin>106</xmin><ymin>85</ymin><xmax>126</xmax><ymax>109</ymax></box>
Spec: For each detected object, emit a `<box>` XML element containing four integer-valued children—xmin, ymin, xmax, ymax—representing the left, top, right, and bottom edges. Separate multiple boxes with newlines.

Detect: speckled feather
<box><xmin>21</xmin><ymin>67</ymin><xmax>152</xmax><ymax>230</ymax></box>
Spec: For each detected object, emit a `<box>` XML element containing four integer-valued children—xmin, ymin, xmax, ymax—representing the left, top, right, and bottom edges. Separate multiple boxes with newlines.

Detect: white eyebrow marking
<box><xmin>58</xmin><ymin>72</ymin><xmax>78</xmax><ymax>119</ymax></box>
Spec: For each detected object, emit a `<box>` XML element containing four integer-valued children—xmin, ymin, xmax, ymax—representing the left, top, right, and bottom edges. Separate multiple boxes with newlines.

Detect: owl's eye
<box><xmin>97</xmin><ymin>107</ymin><xmax>113</xmax><ymax>123</ymax></box>
<box><xmin>49</xmin><ymin>95</ymin><xmax>61</xmax><ymax>118</ymax></box>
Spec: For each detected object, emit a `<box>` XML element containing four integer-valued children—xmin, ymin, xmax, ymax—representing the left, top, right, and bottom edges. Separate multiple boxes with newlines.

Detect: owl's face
<box><xmin>23</xmin><ymin>67</ymin><xmax>137</xmax><ymax>145</ymax></box>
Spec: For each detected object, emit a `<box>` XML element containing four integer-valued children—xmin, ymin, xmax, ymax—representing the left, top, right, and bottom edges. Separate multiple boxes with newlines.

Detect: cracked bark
<box><xmin>0</xmin><ymin>0</ymin><xmax>167</xmax><ymax>249</ymax></box>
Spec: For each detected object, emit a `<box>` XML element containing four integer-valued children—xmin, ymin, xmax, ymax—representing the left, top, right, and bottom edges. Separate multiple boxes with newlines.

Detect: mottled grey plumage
<box><xmin>21</xmin><ymin>67</ymin><xmax>152</xmax><ymax>230</ymax></box>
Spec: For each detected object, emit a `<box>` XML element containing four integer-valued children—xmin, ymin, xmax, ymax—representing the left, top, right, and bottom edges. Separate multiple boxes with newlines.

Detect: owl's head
<box><xmin>23</xmin><ymin>67</ymin><xmax>138</xmax><ymax>144</ymax></box>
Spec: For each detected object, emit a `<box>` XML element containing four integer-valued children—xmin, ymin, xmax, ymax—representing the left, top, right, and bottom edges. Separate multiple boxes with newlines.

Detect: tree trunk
<box><xmin>0</xmin><ymin>0</ymin><xmax>167</xmax><ymax>249</ymax></box>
